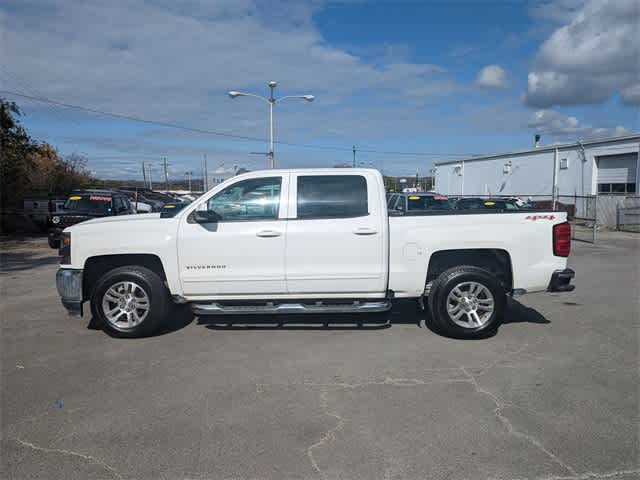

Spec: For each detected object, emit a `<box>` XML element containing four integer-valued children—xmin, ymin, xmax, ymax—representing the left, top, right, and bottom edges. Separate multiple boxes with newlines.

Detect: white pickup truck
<box><xmin>56</xmin><ymin>168</ymin><xmax>575</xmax><ymax>339</ymax></box>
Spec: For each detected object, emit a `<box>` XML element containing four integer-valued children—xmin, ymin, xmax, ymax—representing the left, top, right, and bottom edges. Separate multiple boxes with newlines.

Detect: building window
<box><xmin>559</xmin><ymin>158</ymin><xmax>569</xmax><ymax>170</ymax></box>
<box><xmin>597</xmin><ymin>183</ymin><xmax>636</xmax><ymax>194</ymax></box>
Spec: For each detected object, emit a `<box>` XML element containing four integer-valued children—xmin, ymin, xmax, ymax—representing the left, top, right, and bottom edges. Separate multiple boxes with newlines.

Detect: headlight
<box><xmin>52</xmin><ymin>216</ymin><xmax>60</xmax><ymax>224</ymax></box>
<box><xmin>59</xmin><ymin>232</ymin><xmax>71</xmax><ymax>264</ymax></box>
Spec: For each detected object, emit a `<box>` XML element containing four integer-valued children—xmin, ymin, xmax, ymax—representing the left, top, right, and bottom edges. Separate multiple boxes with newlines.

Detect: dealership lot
<box><xmin>1</xmin><ymin>233</ymin><xmax>638</xmax><ymax>480</ymax></box>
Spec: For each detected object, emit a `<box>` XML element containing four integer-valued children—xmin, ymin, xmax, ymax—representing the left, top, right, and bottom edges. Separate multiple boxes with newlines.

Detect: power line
<box><xmin>0</xmin><ymin>89</ymin><xmax>476</xmax><ymax>158</ymax></box>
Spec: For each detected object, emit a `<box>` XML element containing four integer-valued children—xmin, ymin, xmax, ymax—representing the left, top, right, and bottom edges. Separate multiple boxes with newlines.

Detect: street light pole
<box><xmin>269</xmin><ymin>82</ymin><xmax>275</xmax><ymax>169</ymax></box>
<box><xmin>229</xmin><ymin>81</ymin><xmax>314</xmax><ymax>169</ymax></box>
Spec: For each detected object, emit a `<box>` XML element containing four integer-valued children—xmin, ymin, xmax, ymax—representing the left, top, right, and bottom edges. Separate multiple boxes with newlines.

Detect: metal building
<box><xmin>434</xmin><ymin>134</ymin><xmax>639</xmax><ymax>199</ymax></box>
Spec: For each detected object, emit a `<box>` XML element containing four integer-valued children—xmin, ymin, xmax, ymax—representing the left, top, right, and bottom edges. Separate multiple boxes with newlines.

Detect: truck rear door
<box><xmin>285</xmin><ymin>171</ymin><xmax>388</xmax><ymax>295</ymax></box>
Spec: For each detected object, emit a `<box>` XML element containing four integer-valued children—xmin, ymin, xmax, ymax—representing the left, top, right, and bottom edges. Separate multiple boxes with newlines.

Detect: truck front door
<box><xmin>177</xmin><ymin>175</ymin><xmax>288</xmax><ymax>296</ymax></box>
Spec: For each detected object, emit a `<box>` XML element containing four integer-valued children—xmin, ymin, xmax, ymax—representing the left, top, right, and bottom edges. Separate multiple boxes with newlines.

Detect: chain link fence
<box><xmin>556</xmin><ymin>195</ymin><xmax>597</xmax><ymax>244</ymax></box>
<box><xmin>617</xmin><ymin>196</ymin><xmax>640</xmax><ymax>232</ymax></box>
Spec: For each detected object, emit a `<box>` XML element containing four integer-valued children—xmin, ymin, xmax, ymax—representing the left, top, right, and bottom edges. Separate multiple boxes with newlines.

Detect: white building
<box><xmin>207</xmin><ymin>166</ymin><xmax>237</xmax><ymax>190</ymax></box>
<box><xmin>434</xmin><ymin>134</ymin><xmax>639</xmax><ymax>199</ymax></box>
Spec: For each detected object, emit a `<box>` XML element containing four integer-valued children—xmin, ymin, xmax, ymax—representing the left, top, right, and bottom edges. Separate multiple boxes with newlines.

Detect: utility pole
<box><xmin>162</xmin><ymin>157</ymin><xmax>169</xmax><ymax>192</ymax></box>
<box><xmin>203</xmin><ymin>154</ymin><xmax>209</xmax><ymax>191</ymax></box>
<box><xmin>142</xmin><ymin>161</ymin><xmax>147</xmax><ymax>187</ymax></box>
<box><xmin>352</xmin><ymin>145</ymin><xmax>356</xmax><ymax>168</ymax></box>
<box><xmin>146</xmin><ymin>163</ymin><xmax>153</xmax><ymax>190</ymax></box>
<box><xmin>185</xmin><ymin>171</ymin><xmax>193</xmax><ymax>192</ymax></box>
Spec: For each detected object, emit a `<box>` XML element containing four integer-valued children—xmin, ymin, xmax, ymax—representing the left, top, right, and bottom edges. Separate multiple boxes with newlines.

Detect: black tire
<box><xmin>427</xmin><ymin>266</ymin><xmax>506</xmax><ymax>339</ymax></box>
<box><xmin>48</xmin><ymin>237</ymin><xmax>60</xmax><ymax>249</ymax></box>
<box><xmin>90</xmin><ymin>266</ymin><xmax>168</xmax><ymax>338</ymax></box>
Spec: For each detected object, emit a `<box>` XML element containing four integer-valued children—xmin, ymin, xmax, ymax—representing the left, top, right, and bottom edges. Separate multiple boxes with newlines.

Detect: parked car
<box><xmin>114</xmin><ymin>189</ymin><xmax>154</xmax><ymax>213</ymax></box>
<box><xmin>23</xmin><ymin>196</ymin><xmax>65</xmax><ymax>231</ymax></box>
<box><xmin>160</xmin><ymin>202</ymin><xmax>188</xmax><ymax>217</ymax></box>
<box><xmin>55</xmin><ymin>169</ymin><xmax>574</xmax><ymax>339</ymax></box>
<box><xmin>47</xmin><ymin>190</ymin><xmax>135</xmax><ymax>248</ymax></box>
<box><xmin>453</xmin><ymin>197</ymin><xmax>525</xmax><ymax>211</ymax></box>
<box><xmin>116</xmin><ymin>187</ymin><xmax>175</xmax><ymax>211</ymax></box>
<box><xmin>387</xmin><ymin>192</ymin><xmax>452</xmax><ymax>214</ymax></box>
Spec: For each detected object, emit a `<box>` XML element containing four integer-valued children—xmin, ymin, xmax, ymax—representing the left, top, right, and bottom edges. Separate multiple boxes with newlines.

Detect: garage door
<box><xmin>597</xmin><ymin>153</ymin><xmax>637</xmax><ymax>194</ymax></box>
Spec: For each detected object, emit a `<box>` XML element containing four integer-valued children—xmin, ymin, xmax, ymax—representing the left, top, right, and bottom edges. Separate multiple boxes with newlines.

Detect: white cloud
<box><xmin>528</xmin><ymin>109</ymin><xmax>630</xmax><ymax>138</ymax></box>
<box><xmin>528</xmin><ymin>0</ymin><xmax>586</xmax><ymax>23</ymax></box>
<box><xmin>0</xmin><ymin>0</ymin><xmax>457</xmax><ymax>142</ymax></box>
<box><xmin>476</xmin><ymin>65</ymin><xmax>508</xmax><ymax>89</ymax></box>
<box><xmin>525</xmin><ymin>0</ymin><xmax>640</xmax><ymax>107</ymax></box>
<box><xmin>621</xmin><ymin>84</ymin><xmax>640</xmax><ymax>105</ymax></box>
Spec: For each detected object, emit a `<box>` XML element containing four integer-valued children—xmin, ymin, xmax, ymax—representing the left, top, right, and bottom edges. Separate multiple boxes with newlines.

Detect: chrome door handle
<box><xmin>353</xmin><ymin>227</ymin><xmax>378</xmax><ymax>235</ymax></box>
<box><xmin>256</xmin><ymin>230</ymin><xmax>282</xmax><ymax>238</ymax></box>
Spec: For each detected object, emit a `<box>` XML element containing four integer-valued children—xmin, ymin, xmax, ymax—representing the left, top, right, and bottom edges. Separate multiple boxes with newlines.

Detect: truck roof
<box><xmin>236</xmin><ymin>168</ymin><xmax>379</xmax><ymax>175</ymax></box>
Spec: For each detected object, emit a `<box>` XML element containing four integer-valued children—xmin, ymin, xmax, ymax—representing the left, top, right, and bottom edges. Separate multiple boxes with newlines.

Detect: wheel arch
<box><xmin>83</xmin><ymin>254</ymin><xmax>167</xmax><ymax>300</ymax></box>
<box><xmin>425</xmin><ymin>249</ymin><xmax>513</xmax><ymax>293</ymax></box>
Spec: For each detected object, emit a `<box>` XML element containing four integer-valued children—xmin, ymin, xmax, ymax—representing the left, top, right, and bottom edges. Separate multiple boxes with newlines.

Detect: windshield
<box><xmin>63</xmin><ymin>194</ymin><xmax>113</xmax><ymax>214</ymax></box>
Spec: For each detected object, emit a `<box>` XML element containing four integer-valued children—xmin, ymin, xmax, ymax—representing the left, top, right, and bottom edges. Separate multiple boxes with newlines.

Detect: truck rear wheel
<box><xmin>427</xmin><ymin>266</ymin><xmax>505</xmax><ymax>339</ymax></box>
<box><xmin>90</xmin><ymin>266</ymin><xmax>168</xmax><ymax>338</ymax></box>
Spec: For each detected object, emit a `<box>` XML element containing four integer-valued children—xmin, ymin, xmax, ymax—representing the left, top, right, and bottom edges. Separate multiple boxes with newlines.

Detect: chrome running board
<box><xmin>191</xmin><ymin>300</ymin><xmax>391</xmax><ymax>316</ymax></box>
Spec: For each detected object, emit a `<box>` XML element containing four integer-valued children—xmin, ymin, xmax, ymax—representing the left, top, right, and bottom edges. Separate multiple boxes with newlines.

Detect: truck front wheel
<box><xmin>90</xmin><ymin>266</ymin><xmax>168</xmax><ymax>338</ymax></box>
<box><xmin>427</xmin><ymin>266</ymin><xmax>506</xmax><ymax>339</ymax></box>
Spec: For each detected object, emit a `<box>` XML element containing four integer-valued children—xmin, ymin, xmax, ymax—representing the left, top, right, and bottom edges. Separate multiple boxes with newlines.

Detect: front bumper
<box><xmin>547</xmin><ymin>268</ymin><xmax>575</xmax><ymax>292</ymax></box>
<box><xmin>56</xmin><ymin>268</ymin><xmax>84</xmax><ymax>316</ymax></box>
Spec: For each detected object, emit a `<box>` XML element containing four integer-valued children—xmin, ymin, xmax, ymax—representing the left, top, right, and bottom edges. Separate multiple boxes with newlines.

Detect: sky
<box><xmin>1</xmin><ymin>0</ymin><xmax>638</xmax><ymax>180</ymax></box>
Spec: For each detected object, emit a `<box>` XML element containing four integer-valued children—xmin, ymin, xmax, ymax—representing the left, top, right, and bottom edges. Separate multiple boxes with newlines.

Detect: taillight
<box><xmin>553</xmin><ymin>222</ymin><xmax>571</xmax><ymax>257</ymax></box>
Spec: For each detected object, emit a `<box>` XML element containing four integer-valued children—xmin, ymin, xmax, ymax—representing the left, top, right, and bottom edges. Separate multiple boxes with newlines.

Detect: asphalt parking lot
<box><xmin>1</xmin><ymin>233</ymin><xmax>638</xmax><ymax>480</ymax></box>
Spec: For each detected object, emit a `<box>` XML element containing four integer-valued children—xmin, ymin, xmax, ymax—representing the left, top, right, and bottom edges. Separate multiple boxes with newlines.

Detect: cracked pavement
<box><xmin>1</xmin><ymin>232</ymin><xmax>638</xmax><ymax>479</ymax></box>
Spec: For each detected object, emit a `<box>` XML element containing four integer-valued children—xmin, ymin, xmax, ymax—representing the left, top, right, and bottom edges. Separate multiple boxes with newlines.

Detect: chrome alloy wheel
<box><xmin>102</xmin><ymin>281</ymin><xmax>150</xmax><ymax>328</ymax></box>
<box><xmin>446</xmin><ymin>281</ymin><xmax>495</xmax><ymax>329</ymax></box>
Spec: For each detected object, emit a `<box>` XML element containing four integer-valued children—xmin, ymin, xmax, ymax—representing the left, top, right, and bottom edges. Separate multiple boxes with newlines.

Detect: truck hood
<box><xmin>64</xmin><ymin>213</ymin><xmax>166</xmax><ymax>234</ymax></box>
<box><xmin>81</xmin><ymin>213</ymin><xmax>162</xmax><ymax>225</ymax></box>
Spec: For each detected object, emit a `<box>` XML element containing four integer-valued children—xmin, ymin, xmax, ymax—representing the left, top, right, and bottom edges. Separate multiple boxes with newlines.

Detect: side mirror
<box><xmin>193</xmin><ymin>209</ymin><xmax>221</xmax><ymax>223</ymax></box>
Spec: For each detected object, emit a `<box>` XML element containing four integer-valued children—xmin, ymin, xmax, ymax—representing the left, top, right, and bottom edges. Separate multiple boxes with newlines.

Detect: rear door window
<box><xmin>297</xmin><ymin>175</ymin><xmax>368</xmax><ymax>219</ymax></box>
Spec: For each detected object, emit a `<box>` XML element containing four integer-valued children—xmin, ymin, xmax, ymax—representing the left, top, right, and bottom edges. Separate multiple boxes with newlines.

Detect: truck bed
<box><xmin>388</xmin><ymin>210</ymin><xmax>568</xmax><ymax>298</ymax></box>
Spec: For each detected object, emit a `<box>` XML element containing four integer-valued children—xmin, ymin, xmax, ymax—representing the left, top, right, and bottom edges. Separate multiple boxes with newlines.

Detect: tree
<box><xmin>1</xmin><ymin>97</ymin><xmax>95</xmax><ymax>231</ymax></box>
<box><xmin>1</xmin><ymin>98</ymin><xmax>37</xmax><ymax>211</ymax></box>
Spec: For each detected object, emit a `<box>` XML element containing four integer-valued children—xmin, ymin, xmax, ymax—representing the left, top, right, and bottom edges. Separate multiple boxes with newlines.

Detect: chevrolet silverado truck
<box><xmin>56</xmin><ymin>169</ymin><xmax>575</xmax><ymax>339</ymax></box>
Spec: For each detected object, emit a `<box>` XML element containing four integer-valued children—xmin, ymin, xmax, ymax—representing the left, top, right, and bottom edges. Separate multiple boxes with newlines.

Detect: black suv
<box><xmin>47</xmin><ymin>189</ymin><xmax>135</xmax><ymax>248</ymax></box>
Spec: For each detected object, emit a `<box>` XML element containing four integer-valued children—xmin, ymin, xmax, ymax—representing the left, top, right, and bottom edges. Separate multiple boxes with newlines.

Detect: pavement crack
<box><xmin>13</xmin><ymin>438</ymin><xmax>123</xmax><ymax>480</ymax></box>
<box><xmin>461</xmin><ymin>367</ymin><xmax>577</xmax><ymax>476</ymax></box>
<box><xmin>510</xmin><ymin>468</ymin><xmax>640</xmax><ymax>480</ymax></box>
<box><xmin>295</xmin><ymin>376</ymin><xmax>472</xmax><ymax>389</ymax></box>
<box><xmin>470</xmin><ymin>342</ymin><xmax>534</xmax><ymax>377</ymax></box>
<box><xmin>307</xmin><ymin>387</ymin><xmax>345</xmax><ymax>480</ymax></box>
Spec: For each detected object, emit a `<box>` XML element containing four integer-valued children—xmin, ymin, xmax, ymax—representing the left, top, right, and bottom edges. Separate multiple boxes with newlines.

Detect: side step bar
<box><xmin>192</xmin><ymin>301</ymin><xmax>391</xmax><ymax>316</ymax></box>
